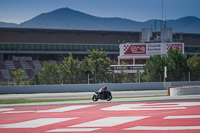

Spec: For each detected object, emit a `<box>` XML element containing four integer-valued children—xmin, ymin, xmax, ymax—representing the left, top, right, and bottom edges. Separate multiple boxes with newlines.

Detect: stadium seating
<box><xmin>0</xmin><ymin>69</ymin><xmax>10</xmax><ymax>79</ymax></box>
<box><xmin>0</xmin><ymin>61</ymin><xmax>6</xmax><ymax>69</ymax></box>
<box><xmin>13</xmin><ymin>60</ymin><xmax>23</xmax><ymax>69</ymax></box>
<box><xmin>33</xmin><ymin>60</ymin><xmax>43</xmax><ymax>70</ymax></box>
<box><xmin>0</xmin><ymin>70</ymin><xmax>3</xmax><ymax>80</ymax></box>
<box><xmin>25</xmin><ymin>69</ymin><xmax>34</xmax><ymax>78</ymax></box>
<box><xmin>0</xmin><ymin>60</ymin><xmax>58</xmax><ymax>81</ymax></box>
<box><xmin>26</xmin><ymin>60</ymin><xmax>35</xmax><ymax>69</ymax></box>
<box><xmin>5</xmin><ymin>60</ymin><xmax>16</xmax><ymax>70</ymax></box>
<box><xmin>21</xmin><ymin>60</ymin><xmax>31</xmax><ymax>69</ymax></box>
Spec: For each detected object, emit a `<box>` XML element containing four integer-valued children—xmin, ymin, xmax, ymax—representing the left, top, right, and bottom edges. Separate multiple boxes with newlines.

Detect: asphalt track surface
<box><xmin>0</xmin><ymin>90</ymin><xmax>166</xmax><ymax>100</ymax></box>
<box><xmin>1</xmin><ymin>91</ymin><xmax>200</xmax><ymax>133</ymax></box>
<box><xmin>0</xmin><ymin>100</ymin><xmax>200</xmax><ymax>133</ymax></box>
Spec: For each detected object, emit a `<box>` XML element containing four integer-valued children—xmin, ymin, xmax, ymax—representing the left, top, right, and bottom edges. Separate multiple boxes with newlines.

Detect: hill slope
<box><xmin>0</xmin><ymin>8</ymin><xmax>200</xmax><ymax>33</ymax></box>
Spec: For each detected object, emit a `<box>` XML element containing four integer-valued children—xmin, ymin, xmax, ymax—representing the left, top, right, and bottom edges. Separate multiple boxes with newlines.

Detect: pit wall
<box><xmin>0</xmin><ymin>81</ymin><xmax>200</xmax><ymax>94</ymax></box>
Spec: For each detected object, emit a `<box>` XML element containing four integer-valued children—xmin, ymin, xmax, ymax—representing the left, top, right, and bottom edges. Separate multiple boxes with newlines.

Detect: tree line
<box><xmin>31</xmin><ymin>50</ymin><xmax>111</xmax><ymax>85</ymax></box>
<box><xmin>143</xmin><ymin>50</ymin><xmax>200</xmax><ymax>82</ymax></box>
<box><xmin>11</xmin><ymin>49</ymin><xmax>200</xmax><ymax>85</ymax></box>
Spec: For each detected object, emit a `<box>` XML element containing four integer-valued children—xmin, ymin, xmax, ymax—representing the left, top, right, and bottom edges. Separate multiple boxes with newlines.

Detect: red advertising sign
<box><xmin>124</xmin><ymin>45</ymin><xmax>146</xmax><ymax>54</ymax></box>
<box><xmin>167</xmin><ymin>44</ymin><xmax>183</xmax><ymax>53</ymax></box>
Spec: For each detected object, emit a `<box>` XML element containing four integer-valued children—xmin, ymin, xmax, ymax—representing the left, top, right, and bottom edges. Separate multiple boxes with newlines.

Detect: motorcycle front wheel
<box><xmin>107</xmin><ymin>95</ymin><xmax>112</xmax><ymax>101</ymax></box>
<box><xmin>92</xmin><ymin>95</ymin><xmax>98</xmax><ymax>101</ymax></box>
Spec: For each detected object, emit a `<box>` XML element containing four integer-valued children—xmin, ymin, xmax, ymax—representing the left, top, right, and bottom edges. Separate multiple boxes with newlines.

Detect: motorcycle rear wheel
<box><xmin>92</xmin><ymin>95</ymin><xmax>98</xmax><ymax>101</ymax></box>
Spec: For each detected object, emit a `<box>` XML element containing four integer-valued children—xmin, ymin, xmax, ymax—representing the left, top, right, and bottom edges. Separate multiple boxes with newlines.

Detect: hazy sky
<box><xmin>0</xmin><ymin>0</ymin><xmax>200</xmax><ymax>24</ymax></box>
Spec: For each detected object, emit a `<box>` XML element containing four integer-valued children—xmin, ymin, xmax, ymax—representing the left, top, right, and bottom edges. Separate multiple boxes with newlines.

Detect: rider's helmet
<box><xmin>103</xmin><ymin>86</ymin><xmax>107</xmax><ymax>90</ymax></box>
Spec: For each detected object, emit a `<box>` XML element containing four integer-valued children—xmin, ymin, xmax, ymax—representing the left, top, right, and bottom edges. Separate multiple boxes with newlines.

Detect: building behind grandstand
<box><xmin>0</xmin><ymin>27</ymin><xmax>200</xmax><ymax>82</ymax></box>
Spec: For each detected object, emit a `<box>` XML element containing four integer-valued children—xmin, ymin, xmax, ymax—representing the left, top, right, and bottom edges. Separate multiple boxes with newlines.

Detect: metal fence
<box><xmin>0</xmin><ymin>71</ymin><xmax>200</xmax><ymax>86</ymax></box>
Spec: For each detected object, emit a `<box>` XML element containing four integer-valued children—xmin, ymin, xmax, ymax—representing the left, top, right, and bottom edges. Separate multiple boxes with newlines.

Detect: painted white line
<box><xmin>125</xmin><ymin>126</ymin><xmax>200</xmax><ymax>130</ymax></box>
<box><xmin>164</xmin><ymin>115</ymin><xmax>200</xmax><ymax>119</ymax></box>
<box><xmin>0</xmin><ymin>108</ymin><xmax>14</xmax><ymax>112</ymax></box>
<box><xmin>2</xmin><ymin>111</ymin><xmax>35</xmax><ymax>114</ymax></box>
<box><xmin>3</xmin><ymin>105</ymin><xmax>96</xmax><ymax>114</ymax></box>
<box><xmin>70</xmin><ymin>116</ymin><xmax>149</xmax><ymax>127</ymax></box>
<box><xmin>0</xmin><ymin>118</ymin><xmax>77</xmax><ymax>128</ymax></box>
<box><xmin>152</xmin><ymin>102</ymin><xmax>200</xmax><ymax>107</ymax></box>
<box><xmin>101</xmin><ymin>104</ymin><xmax>185</xmax><ymax>111</ymax></box>
<box><xmin>38</xmin><ymin>105</ymin><xmax>96</xmax><ymax>113</ymax></box>
<box><xmin>47</xmin><ymin>128</ymin><xmax>101</xmax><ymax>132</ymax></box>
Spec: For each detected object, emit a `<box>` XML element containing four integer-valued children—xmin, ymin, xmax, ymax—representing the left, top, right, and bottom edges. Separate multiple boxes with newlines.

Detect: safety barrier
<box><xmin>0</xmin><ymin>81</ymin><xmax>200</xmax><ymax>94</ymax></box>
<box><xmin>170</xmin><ymin>86</ymin><xmax>200</xmax><ymax>96</ymax></box>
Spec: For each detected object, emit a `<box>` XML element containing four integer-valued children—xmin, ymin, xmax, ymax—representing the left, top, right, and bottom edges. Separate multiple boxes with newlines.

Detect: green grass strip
<box><xmin>114</xmin><ymin>95</ymin><xmax>167</xmax><ymax>99</ymax></box>
<box><xmin>0</xmin><ymin>98</ymin><xmax>91</xmax><ymax>104</ymax></box>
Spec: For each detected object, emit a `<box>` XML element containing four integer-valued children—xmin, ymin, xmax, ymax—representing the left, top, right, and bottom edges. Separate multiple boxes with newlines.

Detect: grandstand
<box><xmin>0</xmin><ymin>27</ymin><xmax>200</xmax><ymax>81</ymax></box>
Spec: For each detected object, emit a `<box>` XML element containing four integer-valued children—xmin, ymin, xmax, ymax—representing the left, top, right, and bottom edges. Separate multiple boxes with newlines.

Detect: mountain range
<box><xmin>1</xmin><ymin>8</ymin><xmax>200</xmax><ymax>33</ymax></box>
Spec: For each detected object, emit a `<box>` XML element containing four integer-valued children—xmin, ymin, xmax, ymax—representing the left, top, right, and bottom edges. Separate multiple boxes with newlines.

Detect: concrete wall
<box><xmin>0</xmin><ymin>81</ymin><xmax>200</xmax><ymax>94</ymax></box>
<box><xmin>170</xmin><ymin>86</ymin><xmax>200</xmax><ymax>96</ymax></box>
<box><xmin>171</xmin><ymin>81</ymin><xmax>200</xmax><ymax>86</ymax></box>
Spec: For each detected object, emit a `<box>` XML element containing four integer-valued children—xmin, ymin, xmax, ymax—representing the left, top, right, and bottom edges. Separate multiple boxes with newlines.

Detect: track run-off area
<box><xmin>0</xmin><ymin>100</ymin><xmax>200</xmax><ymax>133</ymax></box>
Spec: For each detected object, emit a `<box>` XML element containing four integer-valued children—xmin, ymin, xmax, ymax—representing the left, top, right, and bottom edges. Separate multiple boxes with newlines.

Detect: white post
<box><xmin>88</xmin><ymin>73</ymin><xmax>89</xmax><ymax>84</ymax></box>
<box><xmin>112</xmin><ymin>72</ymin><xmax>115</xmax><ymax>83</ymax></box>
<box><xmin>189</xmin><ymin>71</ymin><xmax>190</xmax><ymax>82</ymax></box>
<box><xmin>62</xmin><ymin>76</ymin><xmax>63</xmax><ymax>85</ymax></box>
<box><xmin>35</xmin><ymin>76</ymin><xmax>36</xmax><ymax>85</ymax></box>
<box><xmin>139</xmin><ymin>71</ymin><xmax>140</xmax><ymax>83</ymax></box>
<box><xmin>7</xmin><ymin>75</ymin><xmax>9</xmax><ymax>86</ymax></box>
<box><xmin>118</xmin><ymin>58</ymin><xmax>120</xmax><ymax>65</ymax></box>
<box><xmin>164</xmin><ymin>66</ymin><xmax>167</xmax><ymax>82</ymax></box>
<box><xmin>133</xmin><ymin>58</ymin><xmax>135</xmax><ymax>65</ymax></box>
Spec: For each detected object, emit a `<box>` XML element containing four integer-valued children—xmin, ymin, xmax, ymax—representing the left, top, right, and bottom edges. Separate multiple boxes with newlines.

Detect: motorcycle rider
<box><xmin>97</xmin><ymin>86</ymin><xmax>108</xmax><ymax>99</ymax></box>
<box><xmin>92</xmin><ymin>86</ymin><xmax>112</xmax><ymax>101</ymax></box>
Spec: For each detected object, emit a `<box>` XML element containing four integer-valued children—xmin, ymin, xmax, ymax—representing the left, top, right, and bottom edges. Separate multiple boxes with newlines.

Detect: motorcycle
<box><xmin>92</xmin><ymin>91</ymin><xmax>112</xmax><ymax>101</ymax></box>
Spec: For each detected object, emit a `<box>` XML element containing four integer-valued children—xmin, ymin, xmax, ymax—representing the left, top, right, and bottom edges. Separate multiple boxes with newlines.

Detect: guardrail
<box><xmin>0</xmin><ymin>81</ymin><xmax>200</xmax><ymax>94</ymax></box>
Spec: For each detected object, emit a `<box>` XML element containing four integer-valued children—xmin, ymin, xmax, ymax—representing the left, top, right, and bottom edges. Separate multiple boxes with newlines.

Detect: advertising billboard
<box><xmin>166</xmin><ymin>43</ymin><xmax>183</xmax><ymax>53</ymax></box>
<box><xmin>124</xmin><ymin>44</ymin><xmax>146</xmax><ymax>54</ymax></box>
<box><xmin>120</xmin><ymin>43</ymin><xmax>184</xmax><ymax>56</ymax></box>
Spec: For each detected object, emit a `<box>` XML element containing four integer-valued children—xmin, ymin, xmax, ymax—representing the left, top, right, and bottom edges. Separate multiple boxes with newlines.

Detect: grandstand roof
<box><xmin>0</xmin><ymin>27</ymin><xmax>200</xmax><ymax>46</ymax></box>
<box><xmin>0</xmin><ymin>27</ymin><xmax>139</xmax><ymax>44</ymax></box>
<box><xmin>0</xmin><ymin>27</ymin><xmax>200</xmax><ymax>56</ymax></box>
